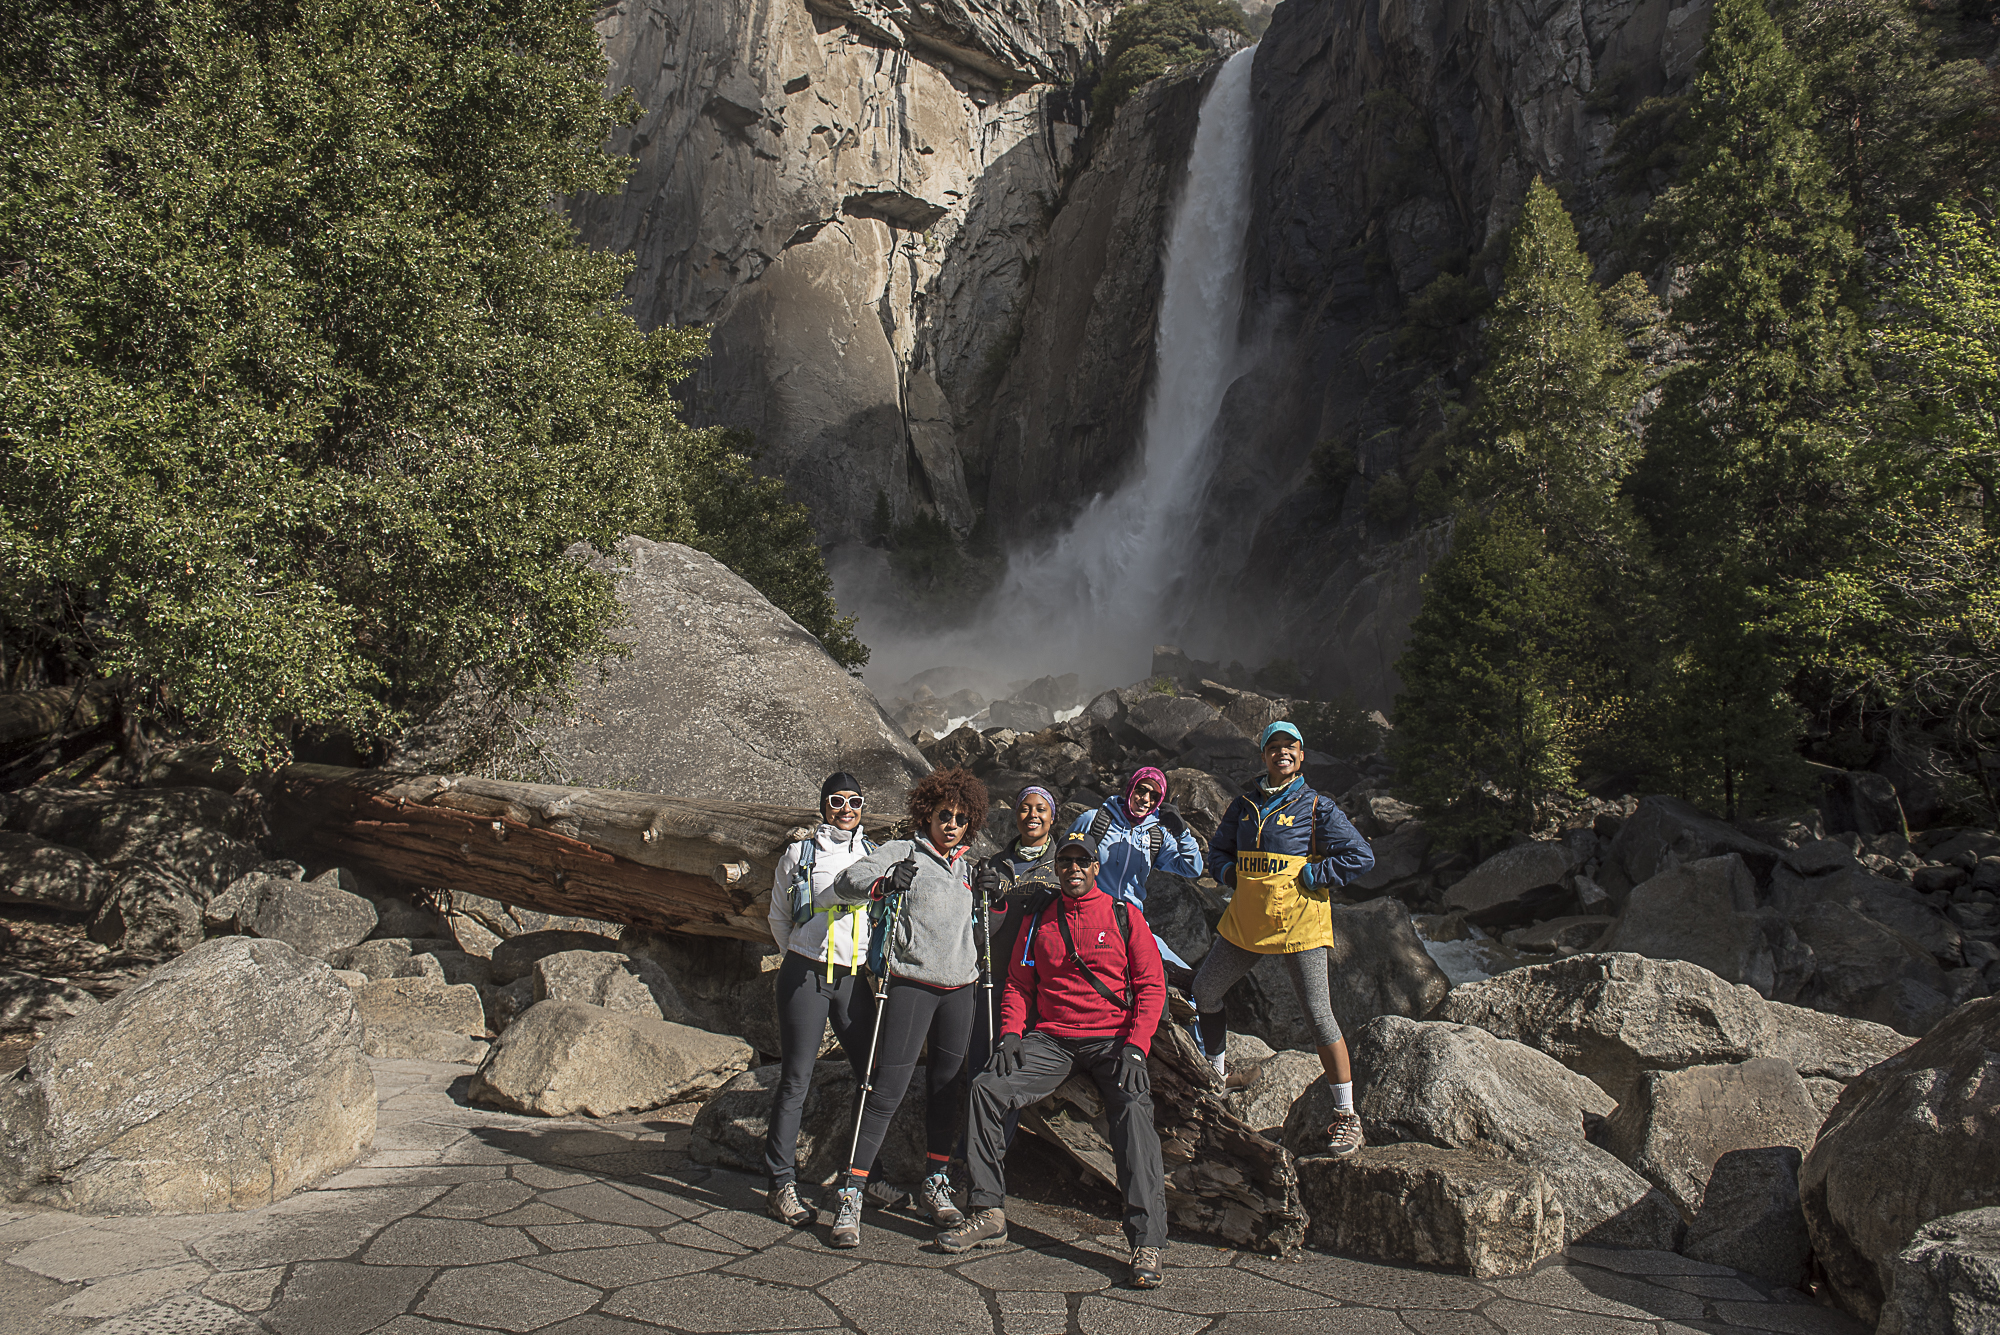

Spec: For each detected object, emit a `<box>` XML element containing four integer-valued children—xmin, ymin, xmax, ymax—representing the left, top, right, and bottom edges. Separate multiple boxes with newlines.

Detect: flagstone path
<box><xmin>1</xmin><ymin>1059</ymin><xmax>1866</xmax><ymax>1335</ymax></box>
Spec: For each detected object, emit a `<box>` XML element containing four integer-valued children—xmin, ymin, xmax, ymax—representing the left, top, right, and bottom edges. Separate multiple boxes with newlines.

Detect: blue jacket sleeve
<box><xmin>1303</xmin><ymin>799</ymin><xmax>1374</xmax><ymax>889</ymax></box>
<box><xmin>1208</xmin><ymin>797</ymin><xmax>1247</xmax><ymax>880</ymax></box>
<box><xmin>1157</xmin><ymin>823</ymin><xmax>1203</xmax><ymax>878</ymax></box>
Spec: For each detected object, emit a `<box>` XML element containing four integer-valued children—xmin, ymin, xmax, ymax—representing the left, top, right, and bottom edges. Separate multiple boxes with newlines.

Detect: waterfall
<box><xmin>984</xmin><ymin>44</ymin><xmax>1257</xmax><ymax>686</ymax></box>
<box><xmin>855</xmin><ymin>46</ymin><xmax>1259</xmax><ymax>697</ymax></box>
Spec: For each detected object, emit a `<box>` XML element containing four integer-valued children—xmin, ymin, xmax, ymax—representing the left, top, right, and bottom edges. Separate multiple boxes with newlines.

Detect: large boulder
<box><xmin>1601</xmin><ymin>855</ymin><xmax>1803</xmax><ymax>999</ymax></box>
<box><xmin>1682</xmin><ymin>1146</ymin><xmax>1813</xmax><ymax>1288</ymax></box>
<box><xmin>1596</xmin><ymin>1058</ymin><xmax>1823</xmax><ymax>1219</ymax></box>
<box><xmin>1436</xmin><ymin>952</ymin><xmax>1909</xmax><ymax>1105</ymax></box>
<box><xmin>330</xmin><ymin>937</ymin><xmax>465</xmax><ymax>981</ymax></box>
<box><xmin>0</xmin><ymin>832</ymin><xmax>108</xmax><ymax>914</ymax></box>
<box><xmin>350</xmin><ymin>977</ymin><xmax>489</xmax><ymax>1064</ymax></box>
<box><xmin>1228</xmin><ymin>1049</ymin><xmax>1323</xmax><ymax>1134</ymax></box>
<box><xmin>1293</xmin><ymin>1014</ymin><xmax>1681</xmax><ymax>1248</ymax></box>
<box><xmin>1817</xmin><ymin>768</ymin><xmax>1909</xmax><ymax>839</ymax></box>
<box><xmin>469</xmin><ymin>1000</ymin><xmax>753</xmax><ymax>1118</ymax></box>
<box><xmin>4</xmin><ymin>785</ymin><xmax>251</xmax><ymax>867</ymax></box>
<box><xmin>532</xmin><ymin>949</ymin><xmax>692</xmax><ymax>1024</ymax></box>
<box><xmin>1882</xmin><ymin>1208</ymin><xmax>2000</xmax><ymax>1335</ymax></box>
<box><xmin>1353</xmin><ymin>821</ymin><xmax>1431</xmax><ymax>896</ymax></box>
<box><xmin>1296</xmin><ymin>1145</ymin><xmax>1564</xmax><ymax>1278</ymax></box>
<box><xmin>1442</xmin><ymin>843</ymin><xmax>1578</xmax><ymax>919</ymax></box>
<box><xmin>238</xmin><ymin>875</ymin><xmax>379</xmax><ymax>960</ymax></box>
<box><xmin>690</xmin><ymin>1060</ymin><xmax>928</xmax><ymax>1187</ymax></box>
<box><xmin>1125</xmin><ymin>693</ymin><xmax>1220</xmax><ymax>754</ymax></box>
<box><xmin>88</xmin><ymin>862</ymin><xmax>205</xmax><ymax>957</ymax></box>
<box><xmin>509</xmin><ymin>538</ymin><xmax>927</xmax><ymax>806</ymax></box>
<box><xmin>0</xmin><ymin>937</ymin><xmax>374</xmax><ymax>1213</ymax></box>
<box><xmin>1800</xmin><ymin>995</ymin><xmax>2000</xmax><ymax>1325</ymax></box>
<box><xmin>1793</xmin><ymin>902</ymin><xmax>1954</xmax><ymax>1036</ymax></box>
<box><xmin>1603</xmin><ymin>795</ymin><xmax>1782</xmax><ymax>900</ymax></box>
<box><xmin>1775</xmin><ymin>866</ymin><xmax>1964</xmax><ymax>965</ymax></box>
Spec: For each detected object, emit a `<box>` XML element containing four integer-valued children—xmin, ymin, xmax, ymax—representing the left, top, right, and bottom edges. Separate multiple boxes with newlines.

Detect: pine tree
<box><xmin>1392</xmin><ymin>506</ymin><xmax>1589</xmax><ymax>850</ymax></box>
<box><xmin>1465</xmin><ymin>178</ymin><xmax>1642</xmax><ymax>545</ymax></box>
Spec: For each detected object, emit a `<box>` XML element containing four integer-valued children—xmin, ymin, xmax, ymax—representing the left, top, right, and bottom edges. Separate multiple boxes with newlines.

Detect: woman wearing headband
<box><xmin>1194</xmin><ymin>721</ymin><xmax>1375</xmax><ymax>1157</ymax></box>
<box><xmin>762</xmin><ymin>772</ymin><xmax>878</xmax><ymax>1227</ymax></box>
<box><xmin>1064</xmin><ymin>766</ymin><xmax>1205</xmax><ymax>982</ymax></box>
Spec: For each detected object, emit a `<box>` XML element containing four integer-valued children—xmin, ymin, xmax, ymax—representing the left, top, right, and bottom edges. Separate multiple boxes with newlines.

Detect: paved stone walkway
<box><xmin>2</xmin><ymin>1060</ymin><xmax>1867</xmax><ymax>1335</ymax></box>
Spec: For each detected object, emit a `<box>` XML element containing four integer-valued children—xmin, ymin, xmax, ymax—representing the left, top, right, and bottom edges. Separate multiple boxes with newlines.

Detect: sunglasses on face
<box><xmin>824</xmin><ymin>794</ymin><xmax>865</xmax><ymax>812</ymax></box>
<box><xmin>1055</xmin><ymin>855</ymin><xmax>1095</xmax><ymax>868</ymax></box>
<box><xmin>933</xmin><ymin>810</ymin><xmax>971</xmax><ymax>827</ymax></box>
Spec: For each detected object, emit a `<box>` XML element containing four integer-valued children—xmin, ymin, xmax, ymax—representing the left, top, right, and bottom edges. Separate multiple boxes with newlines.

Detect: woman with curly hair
<box><xmin>820</xmin><ymin>765</ymin><xmax>989</xmax><ymax>1248</ymax></box>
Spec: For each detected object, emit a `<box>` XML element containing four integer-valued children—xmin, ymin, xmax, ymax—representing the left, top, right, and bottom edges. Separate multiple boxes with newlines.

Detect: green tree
<box><xmin>1094</xmin><ymin>0</ymin><xmax>1249</xmax><ymax>118</ymax></box>
<box><xmin>1628</xmin><ymin>0</ymin><xmax>1867</xmax><ymax>584</ymax></box>
<box><xmin>1392</xmin><ymin>506</ymin><xmax>1590</xmax><ymax>849</ymax></box>
<box><xmin>0</xmin><ymin>0</ymin><xmax>861</xmax><ymax>763</ymax></box>
<box><xmin>681</xmin><ymin>432</ymin><xmax>867</xmax><ymax>669</ymax></box>
<box><xmin>1465</xmin><ymin>178</ymin><xmax>1643</xmax><ymax>547</ymax></box>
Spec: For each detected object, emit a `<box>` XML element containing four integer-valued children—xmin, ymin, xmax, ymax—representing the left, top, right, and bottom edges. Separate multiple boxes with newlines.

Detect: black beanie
<box><xmin>820</xmin><ymin>772</ymin><xmax>863</xmax><ymax>802</ymax></box>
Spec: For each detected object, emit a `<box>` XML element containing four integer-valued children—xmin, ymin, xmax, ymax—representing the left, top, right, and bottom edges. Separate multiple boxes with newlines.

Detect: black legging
<box><xmin>846</xmin><ymin>977</ymin><xmax>977</xmax><ymax>1178</ymax></box>
<box><xmin>764</xmin><ymin>950</ymin><xmax>872</xmax><ymax>1187</ymax></box>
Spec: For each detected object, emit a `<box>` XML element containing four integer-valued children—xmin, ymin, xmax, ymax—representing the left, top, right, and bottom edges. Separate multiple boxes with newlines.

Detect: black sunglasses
<box><xmin>824</xmin><ymin>794</ymin><xmax>865</xmax><ymax>811</ymax></box>
<box><xmin>1055</xmin><ymin>855</ymin><xmax>1095</xmax><ymax>868</ymax></box>
<box><xmin>933</xmin><ymin>809</ymin><xmax>972</xmax><ymax>827</ymax></box>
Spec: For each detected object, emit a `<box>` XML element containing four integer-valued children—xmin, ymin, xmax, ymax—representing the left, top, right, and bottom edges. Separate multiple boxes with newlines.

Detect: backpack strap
<box><xmin>1088</xmin><ymin>807</ymin><xmax>1112</xmax><ymax>848</ymax></box>
<box><xmin>1148</xmin><ymin>827</ymin><xmax>1163</xmax><ymax>863</ymax></box>
<box><xmin>788</xmin><ymin>838</ymin><xmax>817</xmax><ymax>927</ymax></box>
<box><xmin>1053</xmin><ymin>900</ymin><xmax>1134</xmax><ymax>1010</ymax></box>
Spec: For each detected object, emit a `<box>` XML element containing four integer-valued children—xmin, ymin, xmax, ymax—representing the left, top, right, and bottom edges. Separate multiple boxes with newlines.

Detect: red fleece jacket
<box><xmin>1000</xmin><ymin>885</ymin><xmax>1167</xmax><ymax>1053</ymax></box>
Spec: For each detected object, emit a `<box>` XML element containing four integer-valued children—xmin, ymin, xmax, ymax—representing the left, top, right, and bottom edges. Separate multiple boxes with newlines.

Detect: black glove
<box><xmin>1117</xmin><ymin>1044</ymin><xmax>1150</xmax><ymax>1095</ymax></box>
<box><xmin>991</xmin><ymin>1032</ymin><xmax>1024</xmax><ymax>1077</ymax></box>
<box><xmin>974</xmin><ymin>865</ymin><xmax>1005</xmax><ymax>899</ymax></box>
<box><xmin>887</xmin><ymin>857</ymin><xmax>919</xmax><ymax>897</ymax></box>
<box><xmin>1157</xmin><ymin>803</ymin><xmax>1187</xmax><ymax>838</ymax></box>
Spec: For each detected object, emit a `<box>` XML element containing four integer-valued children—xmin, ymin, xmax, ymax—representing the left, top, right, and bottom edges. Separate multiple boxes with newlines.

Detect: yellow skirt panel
<box><xmin>1216</xmin><ymin>850</ymin><xmax>1333</xmax><ymax>954</ymax></box>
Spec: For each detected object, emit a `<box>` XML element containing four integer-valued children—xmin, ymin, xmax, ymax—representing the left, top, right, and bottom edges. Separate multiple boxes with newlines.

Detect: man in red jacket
<box><xmin>937</xmin><ymin>832</ymin><xmax>1169</xmax><ymax>1288</ymax></box>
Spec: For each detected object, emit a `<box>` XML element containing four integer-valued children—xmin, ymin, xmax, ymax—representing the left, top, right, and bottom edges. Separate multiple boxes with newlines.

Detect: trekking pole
<box><xmin>845</xmin><ymin>875</ymin><xmax>908</xmax><ymax>1175</ymax></box>
<box><xmin>977</xmin><ymin>874</ymin><xmax>996</xmax><ymax>1050</ymax></box>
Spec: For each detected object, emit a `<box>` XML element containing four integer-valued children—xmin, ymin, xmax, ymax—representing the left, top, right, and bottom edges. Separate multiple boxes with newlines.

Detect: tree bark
<box><xmin>268</xmin><ymin>763</ymin><xmax>902</xmax><ymax>942</ymax></box>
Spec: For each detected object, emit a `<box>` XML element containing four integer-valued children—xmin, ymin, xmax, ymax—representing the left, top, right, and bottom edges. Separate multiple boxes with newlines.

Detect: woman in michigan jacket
<box><xmin>1194</xmin><ymin>721</ymin><xmax>1375</xmax><ymax>1155</ymax></box>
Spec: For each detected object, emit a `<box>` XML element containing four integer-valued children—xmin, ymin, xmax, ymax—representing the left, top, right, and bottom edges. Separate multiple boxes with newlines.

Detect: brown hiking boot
<box><xmin>938</xmin><ymin>1207</ymin><xmax>1009</xmax><ymax>1253</ymax></box>
<box><xmin>1325</xmin><ymin>1110</ymin><xmax>1366</xmax><ymax>1157</ymax></box>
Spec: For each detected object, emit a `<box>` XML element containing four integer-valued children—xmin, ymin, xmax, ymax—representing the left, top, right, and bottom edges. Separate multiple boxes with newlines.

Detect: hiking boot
<box><xmin>1325</xmin><ymin>1110</ymin><xmax>1366</xmax><ymax>1157</ymax></box>
<box><xmin>829</xmin><ymin>1185</ymin><xmax>864</xmax><ymax>1248</ymax></box>
<box><xmin>1130</xmin><ymin>1245</ymin><xmax>1165</xmax><ymax>1288</ymax></box>
<box><xmin>766</xmin><ymin>1182</ymin><xmax>812</xmax><ymax>1227</ymax></box>
<box><xmin>937</xmin><ymin>1207</ymin><xmax>1009</xmax><ymax>1253</ymax></box>
<box><xmin>918</xmin><ymin>1168</ymin><xmax>965</xmax><ymax>1228</ymax></box>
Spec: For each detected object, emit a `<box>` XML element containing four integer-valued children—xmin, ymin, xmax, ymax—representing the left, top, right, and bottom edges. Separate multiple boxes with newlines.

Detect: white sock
<box><xmin>1330</xmin><ymin>1080</ymin><xmax>1354</xmax><ymax>1114</ymax></box>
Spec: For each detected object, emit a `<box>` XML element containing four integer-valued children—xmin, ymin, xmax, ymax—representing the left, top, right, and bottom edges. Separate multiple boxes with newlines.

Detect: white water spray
<box><xmin>857</xmin><ymin>46</ymin><xmax>1258</xmax><ymax>695</ymax></box>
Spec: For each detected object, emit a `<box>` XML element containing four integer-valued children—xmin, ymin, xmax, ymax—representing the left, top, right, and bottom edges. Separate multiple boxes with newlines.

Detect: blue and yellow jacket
<box><xmin>1208</xmin><ymin>777</ymin><xmax>1374</xmax><ymax>953</ymax></box>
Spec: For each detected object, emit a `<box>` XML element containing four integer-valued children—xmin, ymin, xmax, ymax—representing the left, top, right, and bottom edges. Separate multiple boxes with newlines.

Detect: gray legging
<box><xmin>1190</xmin><ymin>938</ymin><xmax>1344</xmax><ymax>1048</ymax></box>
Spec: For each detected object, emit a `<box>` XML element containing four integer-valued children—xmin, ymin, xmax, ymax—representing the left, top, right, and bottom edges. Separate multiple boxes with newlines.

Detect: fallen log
<box><xmin>269</xmin><ymin>763</ymin><xmax>901</xmax><ymax>942</ymax></box>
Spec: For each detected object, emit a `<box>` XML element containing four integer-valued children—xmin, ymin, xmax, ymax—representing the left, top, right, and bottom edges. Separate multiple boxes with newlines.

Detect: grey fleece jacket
<box><xmin>826</xmin><ymin>837</ymin><xmax>978</xmax><ymax>989</ymax></box>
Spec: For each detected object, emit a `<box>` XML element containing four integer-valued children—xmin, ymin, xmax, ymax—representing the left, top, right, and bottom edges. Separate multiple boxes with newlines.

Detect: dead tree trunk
<box><xmin>269</xmin><ymin>763</ymin><xmax>902</xmax><ymax>942</ymax></box>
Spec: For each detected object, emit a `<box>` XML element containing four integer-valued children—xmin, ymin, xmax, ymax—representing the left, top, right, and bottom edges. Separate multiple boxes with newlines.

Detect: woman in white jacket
<box><xmin>763</xmin><ymin>772</ymin><xmax>877</xmax><ymax>1226</ymax></box>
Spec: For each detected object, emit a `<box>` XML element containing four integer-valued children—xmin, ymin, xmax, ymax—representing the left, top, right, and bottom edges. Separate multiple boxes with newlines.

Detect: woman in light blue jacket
<box><xmin>1065</xmin><ymin>766</ymin><xmax>1204</xmax><ymax>977</ymax></box>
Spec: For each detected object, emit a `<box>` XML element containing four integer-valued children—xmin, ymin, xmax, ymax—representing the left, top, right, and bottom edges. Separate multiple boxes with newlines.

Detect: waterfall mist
<box><xmin>849</xmin><ymin>46</ymin><xmax>1258</xmax><ymax>699</ymax></box>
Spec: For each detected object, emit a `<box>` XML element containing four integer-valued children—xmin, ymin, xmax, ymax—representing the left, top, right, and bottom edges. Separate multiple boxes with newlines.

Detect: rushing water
<box><xmin>858</xmin><ymin>46</ymin><xmax>1259</xmax><ymax>697</ymax></box>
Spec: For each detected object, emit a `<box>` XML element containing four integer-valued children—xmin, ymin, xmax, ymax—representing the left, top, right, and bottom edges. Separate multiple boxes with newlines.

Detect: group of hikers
<box><xmin>760</xmin><ymin>721</ymin><xmax>1376</xmax><ymax>1289</ymax></box>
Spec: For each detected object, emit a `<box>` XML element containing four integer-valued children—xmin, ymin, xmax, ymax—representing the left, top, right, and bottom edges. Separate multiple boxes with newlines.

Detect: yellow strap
<box><xmin>820</xmin><ymin>904</ymin><xmax>866</xmax><ymax>980</ymax></box>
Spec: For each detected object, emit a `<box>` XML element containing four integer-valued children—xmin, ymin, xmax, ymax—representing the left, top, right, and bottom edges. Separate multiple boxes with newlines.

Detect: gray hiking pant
<box><xmin>1191</xmin><ymin>938</ymin><xmax>1343</xmax><ymax>1047</ymax></box>
<box><xmin>764</xmin><ymin>950</ymin><xmax>871</xmax><ymax>1187</ymax></box>
<box><xmin>965</xmin><ymin>1031</ymin><xmax>1168</xmax><ymax>1249</ymax></box>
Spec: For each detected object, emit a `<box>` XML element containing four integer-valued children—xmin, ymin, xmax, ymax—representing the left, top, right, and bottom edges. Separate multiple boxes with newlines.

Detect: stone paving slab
<box><xmin>0</xmin><ymin>1058</ymin><xmax>1870</xmax><ymax>1335</ymax></box>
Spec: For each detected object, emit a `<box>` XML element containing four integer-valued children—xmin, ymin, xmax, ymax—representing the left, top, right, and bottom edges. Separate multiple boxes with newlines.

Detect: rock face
<box><xmin>1601</xmin><ymin>855</ymin><xmax>1797</xmax><ymax>998</ymax></box>
<box><xmin>574</xmin><ymin>0</ymin><xmax>1113</xmax><ymax>548</ymax></box>
<box><xmin>1883</xmin><ymin>1208</ymin><xmax>2000</xmax><ymax>1335</ymax></box>
<box><xmin>238</xmin><ymin>875</ymin><xmax>379</xmax><ymax>961</ymax></box>
<box><xmin>1443</xmin><ymin>843</ymin><xmax>1578</xmax><ymax>918</ymax></box>
<box><xmin>1682</xmin><ymin>1146</ymin><xmax>1813</xmax><ymax>1288</ymax></box>
<box><xmin>1437</xmin><ymin>952</ymin><xmax>1909</xmax><ymax>1105</ymax></box>
<box><xmin>532</xmin><ymin>949</ymin><xmax>692</xmax><ymax>1025</ymax></box>
<box><xmin>1296</xmin><ymin>1145</ymin><xmax>1564</xmax><ymax>1278</ymax></box>
<box><xmin>1596</xmin><ymin>1058</ymin><xmax>1822</xmax><ymax>1219</ymax></box>
<box><xmin>690</xmin><ymin>1060</ymin><xmax>930</xmax><ymax>1187</ymax></box>
<box><xmin>0</xmin><ymin>937</ymin><xmax>375</xmax><ymax>1214</ymax></box>
<box><xmin>0</xmin><ymin>969</ymin><xmax>101</xmax><ymax>1031</ymax></box>
<box><xmin>470</xmin><ymin>1000</ymin><xmax>754</xmax><ymax>1118</ymax></box>
<box><xmin>1601</xmin><ymin>796</ymin><xmax>1782</xmax><ymax>900</ymax></box>
<box><xmin>1295</xmin><ymin>1014</ymin><xmax>1681</xmax><ymax>1248</ymax></box>
<box><xmin>521</xmin><ymin>540</ymin><xmax>927</xmax><ymax>807</ymax></box>
<box><xmin>350</xmin><ymin>977</ymin><xmax>490</xmax><ymax>1064</ymax></box>
<box><xmin>1228</xmin><ymin>1049</ymin><xmax>1324</xmax><ymax>1135</ymax></box>
<box><xmin>1800</xmin><ymin>995</ymin><xmax>2000</xmax><ymax>1325</ymax></box>
<box><xmin>489</xmin><ymin>930</ymin><xmax>626</xmax><ymax>985</ymax></box>
<box><xmin>0</xmin><ymin>831</ymin><xmax>109</xmax><ymax>914</ymax></box>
